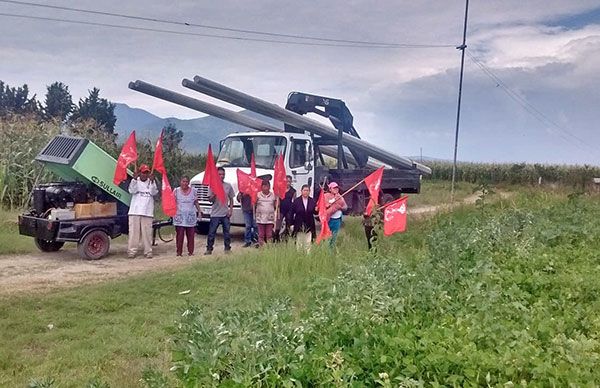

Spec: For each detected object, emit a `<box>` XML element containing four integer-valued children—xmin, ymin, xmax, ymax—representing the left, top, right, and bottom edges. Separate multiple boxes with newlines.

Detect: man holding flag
<box><xmin>127</xmin><ymin>164</ymin><xmax>158</xmax><ymax>259</ymax></box>
<box><xmin>201</xmin><ymin>145</ymin><xmax>234</xmax><ymax>255</ymax></box>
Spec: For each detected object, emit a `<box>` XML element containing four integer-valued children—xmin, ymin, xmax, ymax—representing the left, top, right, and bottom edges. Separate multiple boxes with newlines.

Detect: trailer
<box><xmin>18</xmin><ymin>135</ymin><xmax>173</xmax><ymax>259</ymax></box>
<box><xmin>129</xmin><ymin>76</ymin><xmax>431</xmax><ymax>231</ymax></box>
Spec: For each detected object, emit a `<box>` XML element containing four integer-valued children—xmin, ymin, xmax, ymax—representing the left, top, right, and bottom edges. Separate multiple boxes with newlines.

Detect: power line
<box><xmin>0</xmin><ymin>0</ymin><xmax>455</xmax><ymax>49</ymax></box>
<box><xmin>466</xmin><ymin>50</ymin><xmax>600</xmax><ymax>157</ymax></box>
<box><xmin>0</xmin><ymin>12</ymin><xmax>446</xmax><ymax>49</ymax></box>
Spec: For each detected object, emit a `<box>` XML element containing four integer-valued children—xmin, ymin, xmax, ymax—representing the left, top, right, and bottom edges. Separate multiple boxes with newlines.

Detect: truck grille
<box><xmin>192</xmin><ymin>184</ymin><xmax>210</xmax><ymax>202</ymax></box>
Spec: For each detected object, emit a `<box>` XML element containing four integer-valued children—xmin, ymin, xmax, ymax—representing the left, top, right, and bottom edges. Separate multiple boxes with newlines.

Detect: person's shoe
<box><xmin>176</xmin><ymin>253</ymin><xmax>182</xmax><ymax>257</ymax></box>
<box><xmin>243</xmin><ymin>242</ymin><xmax>252</xmax><ymax>248</ymax></box>
<box><xmin>224</xmin><ymin>248</ymin><xmax>232</xmax><ymax>254</ymax></box>
<box><xmin>204</xmin><ymin>250</ymin><xmax>212</xmax><ymax>256</ymax></box>
<box><xmin>188</xmin><ymin>252</ymin><xmax>194</xmax><ymax>256</ymax></box>
<box><xmin>127</xmin><ymin>254</ymin><xmax>136</xmax><ymax>259</ymax></box>
<box><xmin>144</xmin><ymin>253</ymin><xmax>153</xmax><ymax>259</ymax></box>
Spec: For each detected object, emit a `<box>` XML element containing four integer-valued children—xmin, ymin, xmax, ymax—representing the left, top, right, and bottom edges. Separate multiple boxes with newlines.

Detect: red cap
<box><xmin>139</xmin><ymin>164</ymin><xmax>151</xmax><ymax>173</ymax></box>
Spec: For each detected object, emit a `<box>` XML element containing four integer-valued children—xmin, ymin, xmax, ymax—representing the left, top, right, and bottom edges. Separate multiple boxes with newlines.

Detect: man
<box><xmin>236</xmin><ymin>191</ymin><xmax>258</xmax><ymax>247</ymax></box>
<box><xmin>274</xmin><ymin>175</ymin><xmax>296</xmax><ymax>242</ymax></box>
<box><xmin>128</xmin><ymin>164</ymin><xmax>158</xmax><ymax>258</ymax></box>
<box><xmin>205</xmin><ymin>167</ymin><xmax>235</xmax><ymax>255</ymax></box>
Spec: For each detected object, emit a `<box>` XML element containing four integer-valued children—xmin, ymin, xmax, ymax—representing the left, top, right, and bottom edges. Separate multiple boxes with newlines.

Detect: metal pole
<box><xmin>450</xmin><ymin>0</ymin><xmax>469</xmax><ymax>203</ymax></box>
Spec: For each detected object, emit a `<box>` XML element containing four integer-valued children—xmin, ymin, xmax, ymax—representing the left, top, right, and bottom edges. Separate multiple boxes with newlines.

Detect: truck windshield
<box><xmin>217</xmin><ymin>136</ymin><xmax>287</xmax><ymax>169</ymax></box>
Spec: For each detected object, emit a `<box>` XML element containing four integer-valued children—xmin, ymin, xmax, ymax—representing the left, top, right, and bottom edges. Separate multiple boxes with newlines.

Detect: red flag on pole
<box><xmin>316</xmin><ymin>189</ymin><xmax>332</xmax><ymax>244</ymax></box>
<box><xmin>250</xmin><ymin>153</ymin><xmax>257</xmax><ymax>178</ymax></box>
<box><xmin>113</xmin><ymin>131</ymin><xmax>138</xmax><ymax>185</ymax></box>
<box><xmin>383</xmin><ymin>196</ymin><xmax>408</xmax><ymax>236</ymax></box>
<box><xmin>273</xmin><ymin>153</ymin><xmax>287</xmax><ymax>199</ymax></box>
<box><xmin>236</xmin><ymin>168</ymin><xmax>261</xmax><ymax>205</ymax></box>
<box><xmin>364</xmin><ymin>166</ymin><xmax>384</xmax><ymax>216</ymax></box>
<box><xmin>152</xmin><ymin>130</ymin><xmax>177</xmax><ymax>217</ymax></box>
<box><xmin>202</xmin><ymin>144</ymin><xmax>226</xmax><ymax>205</ymax></box>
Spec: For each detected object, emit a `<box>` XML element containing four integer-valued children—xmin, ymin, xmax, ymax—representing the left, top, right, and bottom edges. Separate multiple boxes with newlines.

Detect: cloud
<box><xmin>0</xmin><ymin>0</ymin><xmax>599</xmax><ymax>163</ymax></box>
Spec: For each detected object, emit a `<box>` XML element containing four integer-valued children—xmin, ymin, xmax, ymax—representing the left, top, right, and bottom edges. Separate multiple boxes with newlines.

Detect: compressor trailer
<box><xmin>18</xmin><ymin>135</ymin><xmax>174</xmax><ymax>260</ymax></box>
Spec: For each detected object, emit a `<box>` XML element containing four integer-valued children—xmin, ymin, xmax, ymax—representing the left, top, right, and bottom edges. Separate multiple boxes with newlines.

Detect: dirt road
<box><xmin>0</xmin><ymin>229</ymin><xmax>246</xmax><ymax>295</ymax></box>
<box><xmin>0</xmin><ymin>192</ymin><xmax>508</xmax><ymax>295</ymax></box>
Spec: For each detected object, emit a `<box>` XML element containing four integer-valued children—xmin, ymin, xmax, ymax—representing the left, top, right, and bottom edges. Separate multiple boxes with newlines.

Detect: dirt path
<box><xmin>0</xmin><ymin>191</ymin><xmax>512</xmax><ymax>295</ymax></box>
<box><xmin>0</xmin><ymin>230</ymin><xmax>246</xmax><ymax>295</ymax></box>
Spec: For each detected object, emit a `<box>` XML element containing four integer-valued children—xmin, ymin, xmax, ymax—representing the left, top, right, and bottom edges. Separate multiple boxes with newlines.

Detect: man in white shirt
<box><xmin>127</xmin><ymin>164</ymin><xmax>158</xmax><ymax>258</ymax></box>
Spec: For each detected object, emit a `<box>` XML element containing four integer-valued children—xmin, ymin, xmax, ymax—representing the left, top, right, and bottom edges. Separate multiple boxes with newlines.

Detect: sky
<box><xmin>1</xmin><ymin>0</ymin><xmax>599</xmax><ymax>164</ymax></box>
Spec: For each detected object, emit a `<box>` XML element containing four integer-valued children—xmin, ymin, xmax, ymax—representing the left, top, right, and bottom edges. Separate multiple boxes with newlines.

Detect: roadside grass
<box><xmin>0</xmin><ymin>223</ymin><xmax>369</xmax><ymax>387</ymax></box>
<box><xmin>409</xmin><ymin>179</ymin><xmax>477</xmax><ymax>206</ymax></box>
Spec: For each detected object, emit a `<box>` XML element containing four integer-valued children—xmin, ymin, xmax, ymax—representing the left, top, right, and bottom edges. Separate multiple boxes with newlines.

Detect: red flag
<box><xmin>236</xmin><ymin>168</ymin><xmax>261</xmax><ymax>205</ymax></box>
<box><xmin>383</xmin><ymin>196</ymin><xmax>408</xmax><ymax>236</ymax></box>
<box><xmin>273</xmin><ymin>153</ymin><xmax>287</xmax><ymax>199</ymax></box>
<box><xmin>364</xmin><ymin>166</ymin><xmax>384</xmax><ymax>216</ymax></box>
<box><xmin>202</xmin><ymin>144</ymin><xmax>226</xmax><ymax>205</ymax></box>
<box><xmin>250</xmin><ymin>153</ymin><xmax>257</xmax><ymax>178</ymax></box>
<box><xmin>152</xmin><ymin>130</ymin><xmax>176</xmax><ymax>217</ymax></box>
<box><xmin>316</xmin><ymin>189</ymin><xmax>332</xmax><ymax>244</ymax></box>
<box><xmin>113</xmin><ymin>131</ymin><xmax>138</xmax><ymax>185</ymax></box>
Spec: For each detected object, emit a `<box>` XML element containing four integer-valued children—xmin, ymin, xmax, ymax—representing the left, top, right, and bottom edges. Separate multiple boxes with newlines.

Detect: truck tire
<box><xmin>195</xmin><ymin>222</ymin><xmax>210</xmax><ymax>235</ymax></box>
<box><xmin>78</xmin><ymin>230</ymin><xmax>110</xmax><ymax>260</ymax></box>
<box><xmin>381</xmin><ymin>193</ymin><xmax>395</xmax><ymax>206</ymax></box>
<box><xmin>34</xmin><ymin>238</ymin><xmax>64</xmax><ymax>252</ymax></box>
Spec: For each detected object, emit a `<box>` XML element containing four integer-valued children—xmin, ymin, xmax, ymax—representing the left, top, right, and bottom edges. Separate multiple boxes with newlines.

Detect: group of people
<box><xmin>126</xmin><ymin>165</ymin><xmax>349</xmax><ymax>258</ymax></box>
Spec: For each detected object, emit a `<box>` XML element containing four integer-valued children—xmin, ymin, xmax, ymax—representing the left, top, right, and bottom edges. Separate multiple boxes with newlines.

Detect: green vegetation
<box><xmin>1</xmin><ymin>189</ymin><xmax>600</xmax><ymax>386</ymax></box>
<box><xmin>408</xmin><ymin>180</ymin><xmax>477</xmax><ymax>207</ymax></box>
<box><xmin>427</xmin><ymin>161</ymin><xmax>600</xmax><ymax>188</ymax></box>
<box><xmin>0</xmin><ymin>209</ymin><xmax>36</xmax><ymax>254</ymax></box>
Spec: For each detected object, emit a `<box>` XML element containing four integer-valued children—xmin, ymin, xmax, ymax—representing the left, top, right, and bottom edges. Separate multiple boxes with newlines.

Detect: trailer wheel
<box><xmin>34</xmin><ymin>238</ymin><xmax>64</xmax><ymax>252</ymax></box>
<box><xmin>158</xmin><ymin>224</ymin><xmax>175</xmax><ymax>243</ymax></box>
<box><xmin>78</xmin><ymin>230</ymin><xmax>110</xmax><ymax>260</ymax></box>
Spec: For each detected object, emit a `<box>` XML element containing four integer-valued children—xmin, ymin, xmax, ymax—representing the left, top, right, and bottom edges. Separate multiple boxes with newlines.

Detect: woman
<box><xmin>290</xmin><ymin>184</ymin><xmax>317</xmax><ymax>252</ymax></box>
<box><xmin>255</xmin><ymin>179</ymin><xmax>279</xmax><ymax>246</ymax></box>
<box><xmin>324</xmin><ymin>182</ymin><xmax>348</xmax><ymax>248</ymax></box>
<box><xmin>173</xmin><ymin>176</ymin><xmax>200</xmax><ymax>256</ymax></box>
<box><xmin>275</xmin><ymin>175</ymin><xmax>296</xmax><ymax>242</ymax></box>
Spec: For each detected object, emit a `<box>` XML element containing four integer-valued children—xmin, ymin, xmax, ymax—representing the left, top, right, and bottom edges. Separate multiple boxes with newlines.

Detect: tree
<box><xmin>0</xmin><ymin>81</ymin><xmax>40</xmax><ymax>116</ymax></box>
<box><xmin>162</xmin><ymin>122</ymin><xmax>184</xmax><ymax>154</ymax></box>
<box><xmin>44</xmin><ymin>82</ymin><xmax>73</xmax><ymax>121</ymax></box>
<box><xmin>71</xmin><ymin>87</ymin><xmax>116</xmax><ymax>132</ymax></box>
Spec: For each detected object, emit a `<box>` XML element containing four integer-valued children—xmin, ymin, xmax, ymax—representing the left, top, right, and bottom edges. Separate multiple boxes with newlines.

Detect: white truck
<box><xmin>191</xmin><ymin>131</ymin><xmax>314</xmax><ymax>233</ymax></box>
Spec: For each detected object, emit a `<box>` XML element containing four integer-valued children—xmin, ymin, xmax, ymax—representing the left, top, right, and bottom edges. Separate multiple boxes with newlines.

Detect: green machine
<box><xmin>19</xmin><ymin>135</ymin><xmax>173</xmax><ymax>260</ymax></box>
<box><xmin>35</xmin><ymin>135</ymin><xmax>131</xmax><ymax>207</ymax></box>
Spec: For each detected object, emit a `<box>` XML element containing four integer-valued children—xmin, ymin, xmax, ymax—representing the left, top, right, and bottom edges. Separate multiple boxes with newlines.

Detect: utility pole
<box><xmin>450</xmin><ymin>0</ymin><xmax>470</xmax><ymax>203</ymax></box>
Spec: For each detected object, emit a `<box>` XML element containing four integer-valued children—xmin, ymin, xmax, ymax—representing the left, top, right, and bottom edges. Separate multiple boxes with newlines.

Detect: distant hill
<box><xmin>114</xmin><ymin>103</ymin><xmax>282</xmax><ymax>153</ymax></box>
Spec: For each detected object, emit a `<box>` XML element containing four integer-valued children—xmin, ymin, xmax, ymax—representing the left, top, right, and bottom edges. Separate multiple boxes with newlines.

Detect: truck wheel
<box><xmin>195</xmin><ymin>222</ymin><xmax>210</xmax><ymax>235</ymax></box>
<box><xmin>78</xmin><ymin>230</ymin><xmax>110</xmax><ymax>260</ymax></box>
<box><xmin>34</xmin><ymin>238</ymin><xmax>64</xmax><ymax>252</ymax></box>
<box><xmin>381</xmin><ymin>193</ymin><xmax>395</xmax><ymax>206</ymax></box>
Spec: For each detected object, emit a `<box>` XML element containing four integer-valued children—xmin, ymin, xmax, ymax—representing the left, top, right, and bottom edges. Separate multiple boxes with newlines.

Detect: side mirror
<box><xmin>304</xmin><ymin>162</ymin><xmax>313</xmax><ymax>171</ymax></box>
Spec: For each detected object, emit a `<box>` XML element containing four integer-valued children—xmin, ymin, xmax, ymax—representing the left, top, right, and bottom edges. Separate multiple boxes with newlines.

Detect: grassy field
<box><xmin>0</xmin><ymin>209</ymin><xmax>39</xmax><ymax>255</ymax></box>
<box><xmin>2</xmin><ymin>187</ymin><xmax>599</xmax><ymax>386</ymax></box>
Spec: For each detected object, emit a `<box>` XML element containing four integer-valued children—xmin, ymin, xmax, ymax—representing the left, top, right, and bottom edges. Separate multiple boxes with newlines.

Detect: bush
<box><xmin>170</xmin><ymin>194</ymin><xmax>600</xmax><ymax>386</ymax></box>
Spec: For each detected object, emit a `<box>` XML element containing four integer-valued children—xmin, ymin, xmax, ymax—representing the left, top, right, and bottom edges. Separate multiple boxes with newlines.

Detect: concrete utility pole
<box><xmin>451</xmin><ymin>0</ymin><xmax>470</xmax><ymax>203</ymax></box>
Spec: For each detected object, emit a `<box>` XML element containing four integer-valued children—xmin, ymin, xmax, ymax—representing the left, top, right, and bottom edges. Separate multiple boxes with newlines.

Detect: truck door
<box><xmin>288</xmin><ymin>138</ymin><xmax>314</xmax><ymax>195</ymax></box>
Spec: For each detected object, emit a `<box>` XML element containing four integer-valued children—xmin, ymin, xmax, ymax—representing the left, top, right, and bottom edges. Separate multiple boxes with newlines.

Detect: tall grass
<box><xmin>426</xmin><ymin>161</ymin><xmax>600</xmax><ymax>188</ymax></box>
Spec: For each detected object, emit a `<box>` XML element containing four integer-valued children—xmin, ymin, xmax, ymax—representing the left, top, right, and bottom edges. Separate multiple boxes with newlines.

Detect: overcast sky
<box><xmin>1</xmin><ymin>1</ymin><xmax>599</xmax><ymax>164</ymax></box>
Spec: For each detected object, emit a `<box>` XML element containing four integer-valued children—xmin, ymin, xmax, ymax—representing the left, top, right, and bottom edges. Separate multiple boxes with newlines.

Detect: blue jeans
<box><xmin>328</xmin><ymin>217</ymin><xmax>342</xmax><ymax>248</ymax></box>
<box><xmin>207</xmin><ymin>216</ymin><xmax>231</xmax><ymax>251</ymax></box>
<box><xmin>243</xmin><ymin>211</ymin><xmax>258</xmax><ymax>244</ymax></box>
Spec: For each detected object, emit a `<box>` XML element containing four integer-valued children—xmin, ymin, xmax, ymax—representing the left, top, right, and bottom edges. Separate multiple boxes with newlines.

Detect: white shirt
<box><xmin>302</xmin><ymin>197</ymin><xmax>308</xmax><ymax>210</ymax></box>
<box><xmin>128</xmin><ymin>178</ymin><xmax>158</xmax><ymax>217</ymax></box>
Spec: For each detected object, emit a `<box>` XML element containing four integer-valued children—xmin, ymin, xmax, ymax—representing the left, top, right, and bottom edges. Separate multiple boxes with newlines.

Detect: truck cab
<box><xmin>190</xmin><ymin>131</ymin><xmax>314</xmax><ymax>231</ymax></box>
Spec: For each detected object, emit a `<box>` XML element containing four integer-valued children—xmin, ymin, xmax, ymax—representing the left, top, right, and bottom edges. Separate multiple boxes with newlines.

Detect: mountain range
<box><xmin>114</xmin><ymin>103</ymin><xmax>282</xmax><ymax>153</ymax></box>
